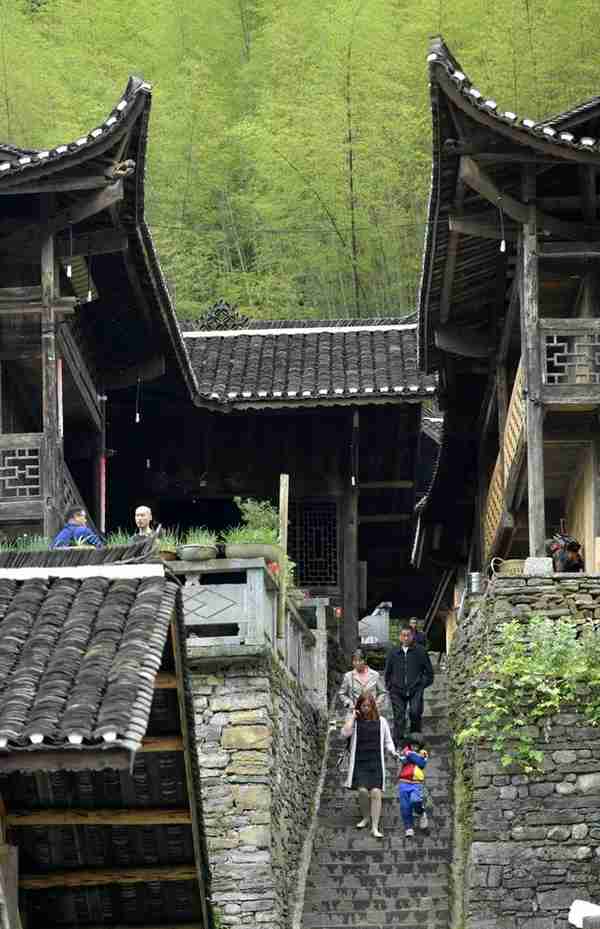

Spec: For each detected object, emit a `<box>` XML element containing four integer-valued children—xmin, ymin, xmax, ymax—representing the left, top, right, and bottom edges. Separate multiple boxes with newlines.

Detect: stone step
<box><xmin>307</xmin><ymin>862</ymin><xmax>449</xmax><ymax>881</ymax></box>
<box><xmin>305</xmin><ymin>877</ymin><xmax>449</xmax><ymax>893</ymax></box>
<box><xmin>303</xmin><ymin>912</ymin><xmax>450</xmax><ymax>928</ymax></box>
<box><xmin>303</xmin><ymin>897</ymin><xmax>449</xmax><ymax>915</ymax></box>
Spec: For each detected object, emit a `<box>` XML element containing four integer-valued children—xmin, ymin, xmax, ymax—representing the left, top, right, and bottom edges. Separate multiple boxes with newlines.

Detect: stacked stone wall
<box><xmin>450</xmin><ymin>575</ymin><xmax>600</xmax><ymax>929</ymax></box>
<box><xmin>191</xmin><ymin>657</ymin><xmax>326</xmax><ymax>928</ymax></box>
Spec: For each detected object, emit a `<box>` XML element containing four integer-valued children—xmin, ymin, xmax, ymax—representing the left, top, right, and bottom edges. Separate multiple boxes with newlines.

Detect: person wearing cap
<box><xmin>131</xmin><ymin>505</ymin><xmax>154</xmax><ymax>538</ymax></box>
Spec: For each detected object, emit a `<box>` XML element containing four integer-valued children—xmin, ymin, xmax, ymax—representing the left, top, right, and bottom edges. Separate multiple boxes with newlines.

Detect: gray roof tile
<box><xmin>0</xmin><ymin>576</ymin><xmax>177</xmax><ymax>754</ymax></box>
<box><xmin>184</xmin><ymin>318</ymin><xmax>435</xmax><ymax>404</ymax></box>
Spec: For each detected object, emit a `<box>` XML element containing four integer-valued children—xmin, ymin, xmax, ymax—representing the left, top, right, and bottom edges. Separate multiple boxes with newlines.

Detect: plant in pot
<box><xmin>177</xmin><ymin>527</ymin><xmax>218</xmax><ymax>562</ymax></box>
<box><xmin>223</xmin><ymin>496</ymin><xmax>281</xmax><ymax>563</ymax></box>
<box><xmin>155</xmin><ymin>528</ymin><xmax>180</xmax><ymax>561</ymax></box>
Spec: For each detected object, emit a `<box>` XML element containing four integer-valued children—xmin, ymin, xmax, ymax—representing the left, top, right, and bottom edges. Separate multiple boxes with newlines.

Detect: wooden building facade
<box><xmin>0</xmin><ymin>76</ymin><xmax>196</xmax><ymax>541</ymax></box>
<box><xmin>417</xmin><ymin>37</ymin><xmax>600</xmax><ymax>574</ymax></box>
<box><xmin>107</xmin><ymin>309</ymin><xmax>441</xmax><ymax>653</ymax></box>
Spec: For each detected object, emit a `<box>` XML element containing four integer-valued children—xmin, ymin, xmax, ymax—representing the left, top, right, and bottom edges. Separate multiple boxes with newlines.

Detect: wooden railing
<box><xmin>503</xmin><ymin>358</ymin><xmax>525</xmax><ymax>486</ymax></box>
<box><xmin>484</xmin><ymin>454</ymin><xmax>504</xmax><ymax>563</ymax></box>
<box><xmin>173</xmin><ymin>558</ymin><xmax>328</xmax><ymax>711</ymax></box>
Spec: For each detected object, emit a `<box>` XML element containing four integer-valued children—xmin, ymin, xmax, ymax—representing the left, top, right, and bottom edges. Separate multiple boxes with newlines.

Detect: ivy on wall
<box><xmin>456</xmin><ymin>615</ymin><xmax>600</xmax><ymax>772</ymax></box>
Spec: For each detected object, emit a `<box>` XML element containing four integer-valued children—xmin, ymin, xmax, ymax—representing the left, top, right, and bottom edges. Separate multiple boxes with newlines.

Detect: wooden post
<box><xmin>93</xmin><ymin>395</ymin><xmax>107</xmax><ymax>532</ymax></box>
<box><xmin>277</xmin><ymin>473</ymin><xmax>289</xmax><ymax>639</ymax></box>
<box><xmin>522</xmin><ymin>171</ymin><xmax>546</xmax><ymax>557</ymax></box>
<box><xmin>41</xmin><ymin>230</ymin><xmax>63</xmax><ymax>538</ymax></box>
<box><xmin>342</xmin><ymin>411</ymin><xmax>359</xmax><ymax>656</ymax></box>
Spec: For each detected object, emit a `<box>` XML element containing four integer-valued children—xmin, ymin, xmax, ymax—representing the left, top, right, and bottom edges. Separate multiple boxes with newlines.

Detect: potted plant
<box><xmin>156</xmin><ymin>528</ymin><xmax>180</xmax><ymax>562</ymax></box>
<box><xmin>105</xmin><ymin>529</ymin><xmax>132</xmax><ymax>547</ymax></box>
<box><xmin>177</xmin><ymin>527</ymin><xmax>218</xmax><ymax>562</ymax></box>
<box><xmin>223</xmin><ymin>496</ymin><xmax>282</xmax><ymax>563</ymax></box>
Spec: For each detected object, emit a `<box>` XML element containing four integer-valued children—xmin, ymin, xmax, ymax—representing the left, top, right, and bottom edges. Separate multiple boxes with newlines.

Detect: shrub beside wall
<box><xmin>450</xmin><ymin>575</ymin><xmax>600</xmax><ymax>929</ymax></box>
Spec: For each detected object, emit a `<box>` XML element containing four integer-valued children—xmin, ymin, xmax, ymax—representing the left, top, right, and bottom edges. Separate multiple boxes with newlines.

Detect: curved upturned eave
<box><xmin>418</xmin><ymin>36</ymin><xmax>600</xmax><ymax>375</ymax></box>
<box><xmin>0</xmin><ymin>75</ymin><xmax>151</xmax><ymax>188</ymax></box>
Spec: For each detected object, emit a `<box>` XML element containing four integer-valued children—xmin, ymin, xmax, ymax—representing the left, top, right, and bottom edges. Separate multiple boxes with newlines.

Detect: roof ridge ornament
<box><xmin>195</xmin><ymin>299</ymin><xmax>250</xmax><ymax>331</ymax></box>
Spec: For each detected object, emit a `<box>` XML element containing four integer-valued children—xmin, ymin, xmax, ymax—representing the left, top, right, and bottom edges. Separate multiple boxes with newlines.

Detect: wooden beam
<box><xmin>358</xmin><ymin>514</ymin><xmax>411</xmax><ymax>523</ymax></box>
<box><xmin>449</xmin><ymin>212</ymin><xmax>519</xmax><ymax>242</ymax></box>
<box><xmin>342</xmin><ymin>411</ymin><xmax>360</xmax><ymax>656</ymax></box>
<box><xmin>57</xmin><ymin>325</ymin><xmax>101</xmax><ymax>430</ymax></box>
<box><xmin>32</xmin><ymin>925</ymin><xmax>204</xmax><ymax>929</ymax></box>
<box><xmin>41</xmin><ymin>227</ymin><xmax>62</xmax><ymax>539</ymax></box>
<box><xmin>440</xmin><ymin>182</ymin><xmax>465</xmax><ymax>322</ymax></box>
<box><xmin>498</xmin><ymin>274</ymin><xmax>520</xmax><ymax>363</ymax></box>
<box><xmin>538</xmin><ymin>241</ymin><xmax>600</xmax><ymax>260</ymax></box>
<box><xmin>0</xmin><ymin>181</ymin><xmax>123</xmax><ymax>251</ymax></box>
<box><xmin>359</xmin><ymin>480</ymin><xmax>414</xmax><ymax>489</ymax></box>
<box><xmin>538</xmin><ymin>194</ymin><xmax>600</xmax><ymax>211</ymax></box>
<box><xmin>19</xmin><ymin>864</ymin><xmax>197</xmax><ymax>890</ymax></box>
<box><xmin>0</xmin><ymin>175</ymin><xmax>113</xmax><ymax>196</ymax></box>
<box><xmin>139</xmin><ymin>736</ymin><xmax>183</xmax><ymax>752</ymax></box>
<box><xmin>7</xmin><ymin>808</ymin><xmax>191</xmax><ymax>827</ymax></box>
<box><xmin>579</xmin><ymin>166</ymin><xmax>597</xmax><ymax>225</ymax></box>
<box><xmin>522</xmin><ymin>172</ymin><xmax>546</xmax><ymax>558</ymax></box>
<box><xmin>459</xmin><ymin>156</ymin><xmax>587</xmax><ymax>241</ymax></box>
<box><xmin>154</xmin><ymin>672</ymin><xmax>178</xmax><ymax>689</ymax></box>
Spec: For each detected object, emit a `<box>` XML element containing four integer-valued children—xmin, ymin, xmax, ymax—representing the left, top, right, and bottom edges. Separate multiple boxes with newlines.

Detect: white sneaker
<box><xmin>371</xmin><ymin>827</ymin><xmax>383</xmax><ymax>838</ymax></box>
<box><xmin>356</xmin><ymin>818</ymin><xmax>369</xmax><ymax>829</ymax></box>
<box><xmin>419</xmin><ymin>812</ymin><xmax>429</xmax><ymax>830</ymax></box>
<box><xmin>405</xmin><ymin>827</ymin><xmax>415</xmax><ymax>838</ymax></box>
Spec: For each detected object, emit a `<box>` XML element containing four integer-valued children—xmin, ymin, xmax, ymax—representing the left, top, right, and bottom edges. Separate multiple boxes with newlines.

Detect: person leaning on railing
<box><xmin>50</xmin><ymin>506</ymin><xmax>104</xmax><ymax>549</ymax></box>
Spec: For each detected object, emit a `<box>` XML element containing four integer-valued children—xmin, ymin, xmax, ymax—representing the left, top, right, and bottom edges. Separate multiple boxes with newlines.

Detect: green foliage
<box><xmin>157</xmin><ymin>528</ymin><xmax>180</xmax><ymax>550</ymax></box>
<box><xmin>182</xmin><ymin>526</ymin><xmax>218</xmax><ymax>546</ymax></box>
<box><xmin>105</xmin><ymin>529</ymin><xmax>132</xmax><ymax>546</ymax></box>
<box><xmin>233</xmin><ymin>496</ymin><xmax>279</xmax><ymax>532</ymax></box>
<box><xmin>457</xmin><ymin>614</ymin><xmax>600</xmax><ymax>772</ymax></box>
<box><xmin>3</xmin><ymin>2</ymin><xmax>600</xmax><ymax>316</ymax></box>
<box><xmin>0</xmin><ymin>534</ymin><xmax>50</xmax><ymax>551</ymax></box>
<box><xmin>222</xmin><ymin>524</ymin><xmax>279</xmax><ymax>545</ymax></box>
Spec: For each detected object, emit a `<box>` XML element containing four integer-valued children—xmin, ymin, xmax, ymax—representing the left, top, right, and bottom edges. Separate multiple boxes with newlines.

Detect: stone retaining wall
<box><xmin>191</xmin><ymin>657</ymin><xmax>326</xmax><ymax>928</ymax></box>
<box><xmin>450</xmin><ymin>575</ymin><xmax>600</xmax><ymax>929</ymax></box>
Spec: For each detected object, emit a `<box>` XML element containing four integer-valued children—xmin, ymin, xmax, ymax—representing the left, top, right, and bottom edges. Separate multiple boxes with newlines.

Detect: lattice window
<box><xmin>0</xmin><ymin>445</ymin><xmax>41</xmax><ymax>501</ymax></box>
<box><xmin>544</xmin><ymin>331</ymin><xmax>600</xmax><ymax>386</ymax></box>
<box><xmin>289</xmin><ymin>500</ymin><xmax>338</xmax><ymax>587</ymax></box>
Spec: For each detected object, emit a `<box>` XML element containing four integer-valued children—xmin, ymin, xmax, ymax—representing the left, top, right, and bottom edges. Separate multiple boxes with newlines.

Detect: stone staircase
<box><xmin>301</xmin><ymin>667</ymin><xmax>452</xmax><ymax>929</ymax></box>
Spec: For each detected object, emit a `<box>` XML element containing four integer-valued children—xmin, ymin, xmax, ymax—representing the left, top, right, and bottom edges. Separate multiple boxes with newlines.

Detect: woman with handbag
<box><xmin>341</xmin><ymin>692</ymin><xmax>397</xmax><ymax>838</ymax></box>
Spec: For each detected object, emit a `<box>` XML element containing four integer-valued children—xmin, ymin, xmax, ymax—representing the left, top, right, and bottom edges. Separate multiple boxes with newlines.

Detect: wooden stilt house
<box><xmin>417</xmin><ymin>37</ymin><xmax>600</xmax><ymax>574</ymax></box>
<box><xmin>0</xmin><ymin>76</ymin><xmax>196</xmax><ymax>541</ymax></box>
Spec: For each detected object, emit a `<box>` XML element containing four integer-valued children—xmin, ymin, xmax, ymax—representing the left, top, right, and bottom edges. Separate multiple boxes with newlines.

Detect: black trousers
<box><xmin>390</xmin><ymin>689</ymin><xmax>424</xmax><ymax>746</ymax></box>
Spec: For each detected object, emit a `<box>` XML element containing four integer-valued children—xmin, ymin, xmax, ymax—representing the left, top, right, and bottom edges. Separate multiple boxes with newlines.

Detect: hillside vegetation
<box><xmin>1</xmin><ymin>0</ymin><xmax>599</xmax><ymax>319</ymax></box>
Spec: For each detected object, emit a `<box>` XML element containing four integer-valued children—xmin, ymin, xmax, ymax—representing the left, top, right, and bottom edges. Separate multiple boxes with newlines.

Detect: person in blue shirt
<box><xmin>50</xmin><ymin>506</ymin><xmax>104</xmax><ymax>549</ymax></box>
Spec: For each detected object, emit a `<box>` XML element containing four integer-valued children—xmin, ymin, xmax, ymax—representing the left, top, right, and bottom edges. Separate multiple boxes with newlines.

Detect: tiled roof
<box><xmin>0</xmin><ymin>76</ymin><xmax>151</xmax><ymax>179</ymax></box>
<box><xmin>0</xmin><ymin>539</ymin><xmax>156</xmax><ymax>569</ymax></box>
<box><xmin>0</xmin><ymin>572</ymin><xmax>177</xmax><ymax>762</ymax></box>
<box><xmin>184</xmin><ymin>319</ymin><xmax>436</xmax><ymax>405</ymax></box>
<box><xmin>426</xmin><ymin>38</ymin><xmax>600</xmax><ymax>157</ymax></box>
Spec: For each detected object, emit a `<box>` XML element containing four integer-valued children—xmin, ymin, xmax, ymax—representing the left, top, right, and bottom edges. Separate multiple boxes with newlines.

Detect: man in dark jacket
<box><xmin>385</xmin><ymin>625</ymin><xmax>434</xmax><ymax>745</ymax></box>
